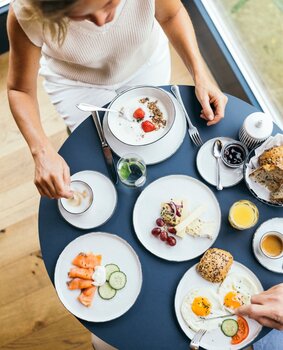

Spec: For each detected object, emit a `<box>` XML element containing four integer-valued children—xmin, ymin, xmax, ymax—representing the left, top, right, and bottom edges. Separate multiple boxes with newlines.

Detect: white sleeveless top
<box><xmin>12</xmin><ymin>0</ymin><xmax>168</xmax><ymax>86</ymax></box>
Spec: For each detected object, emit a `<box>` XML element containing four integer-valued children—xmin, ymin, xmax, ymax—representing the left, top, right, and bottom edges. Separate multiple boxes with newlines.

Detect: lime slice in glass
<box><xmin>119</xmin><ymin>162</ymin><xmax>131</xmax><ymax>180</ymax></box>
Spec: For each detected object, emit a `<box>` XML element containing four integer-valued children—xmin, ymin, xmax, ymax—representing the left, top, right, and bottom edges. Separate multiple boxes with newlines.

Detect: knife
<box><xmin>91</xmin><ymin>111</ymin><xmax>118</xmax><ymax>184</ymax></box>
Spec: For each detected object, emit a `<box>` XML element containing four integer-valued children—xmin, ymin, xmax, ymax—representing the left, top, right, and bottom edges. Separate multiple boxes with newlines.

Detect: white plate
<box><xmin>175</xmin><ymin>261</ymin><xmax>263</xmax><ymax>350</ymax></box>
<box><xmin>58</xmin><ymin>171</ymin><xmax>117</xmax><ymax>229</ymax></box>
<box><xmin>133</xmin><ymin>175</ymin><xmax>221</xmax><ymax>261</ymax></box>
<box><xmin>106</xmin><ymin>86</ymin><xmax>176</xmax><ymax>146</ymax></box>
<box><xmin>54</xmin><ymin>232</ymin><xmax>142</xmax><ymax>322</ymax></box>
<box><xmin>103</xmin><ymin>92</ymin><xmax>186</xmax><ymax>165</ymax></box>
<box><xmin>252</xmin><ymin>218</ymin><xmax>283</xmax><ymax>274</ymax></box>
<box><xmin>196</xmin><ymin>137</ymin><xmax>244</xmax><ymax>188</ymax></box>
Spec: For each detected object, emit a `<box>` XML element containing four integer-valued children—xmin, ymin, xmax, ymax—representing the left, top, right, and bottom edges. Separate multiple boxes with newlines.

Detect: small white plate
<box><xmin>103</xmin><ymin>92</ymin><xmax>186</xmax><ymax>165</ymax></box>
<box><xmin>54</xmin><ymin>232</ymin><xmax>142</xmax><ymax>322</ymax></box>
<box><xmin>252</xmin><ymin>217</ymin><xmax>283</xmax><ymax>274</ymax></box>
<box><xmin>58</xmin><ymin>171</ymin><xmax>117</xmax><ymax>229</ymax></box>
<box><xmin>133</xmin><ymin>175</ymin><xmax>221</xmax><ymax>261</ymax></box>
<box><xmin>175</xmin><ymin>261</ymin><xmax>263</xmax><ymax>350</ymax></box>
<box><xmin>196</xmin><ymin>137</ymin><xmax>244</xmax><ymax>188</ymax></box>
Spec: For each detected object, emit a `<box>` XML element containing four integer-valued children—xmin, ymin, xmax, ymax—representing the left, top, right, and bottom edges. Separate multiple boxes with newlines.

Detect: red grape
<box><xmin>160</xmin><ymin>230</ymin><xmax>168</xmax><ymax>241</ymax></box>
<box><xmin>151</xmin><ymin>227</ymin><xmax>161</xmax><ymax>236</ymax></box>
<box><xmin>156</xmin><ymin>218</ymin><xmax>165</xmax><ymax>227</ymax></box>
<box><xmin>167</xmin><ymin>236</ymin><xmax>177</xmax><ymax>246</ymax></box>
<box><xmin>167</xmin><ymin>226</ymin><xmax>176</xmax><ymax>234</ymax></box>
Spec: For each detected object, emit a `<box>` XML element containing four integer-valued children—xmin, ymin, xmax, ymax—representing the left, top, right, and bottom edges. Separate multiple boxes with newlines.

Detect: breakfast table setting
<box><xmin>39</xmin><ymin>85</ymin><xmax>283</xmax><ymax>350</ymax></box>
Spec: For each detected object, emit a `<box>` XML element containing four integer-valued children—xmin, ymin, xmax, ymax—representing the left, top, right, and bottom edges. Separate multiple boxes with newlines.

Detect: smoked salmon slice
<box><xmin>78</xmin><ymin>286</ymin><xmax>96</xmax><ymax>307</ymax></box>
<box><xmin>67</xmin><ymin>278</ymin><xmax>93</xmax><ymax>290</ymax></box>
<box><xmin>68</xmin><ymin>267</ymin><xmax>94</xmax><ymax>280</ymax></box>
<box><xmin>72</xmin><ymin>253</ymin><xmax>102</xmax><ymax>269</ymax></box>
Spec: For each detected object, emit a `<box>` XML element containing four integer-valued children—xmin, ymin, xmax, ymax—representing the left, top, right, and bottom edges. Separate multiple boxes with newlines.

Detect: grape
<box><xmin>151</xmin><ymin>227</ymin><xmax>161</xmax><ymax>237</ymax></box>
<box><xmin>167</xmin><ymin>236</ymin><xmax>176</xmax><ymax>246</ymax></box>
<box><xmin>159</xmin><ymin>230</ymin><xmax>168</xmax><ymax>241</ymax></box>
<box><xmin>156</xmin><ymin>218</ymin><xmax>165</xmax><ymax>227</ymax></box>
<box><xmin>167</xmin><ymin>226</ymin><xmax>176</xmax><ymax>234</ymax></box>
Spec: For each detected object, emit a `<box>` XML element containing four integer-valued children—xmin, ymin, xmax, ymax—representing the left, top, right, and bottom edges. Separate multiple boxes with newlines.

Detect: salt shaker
<box><xmin>239</xmin><ymin>112</ymin><xmax>273</xmax><ymax>149</ymax></box>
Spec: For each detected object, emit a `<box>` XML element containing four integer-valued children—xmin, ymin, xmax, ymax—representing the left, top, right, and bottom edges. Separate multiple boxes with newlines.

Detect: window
<box><xmin>201</xmin><ymin>0</ymin><xmax>283</xmax><ymax>128</ymax></box>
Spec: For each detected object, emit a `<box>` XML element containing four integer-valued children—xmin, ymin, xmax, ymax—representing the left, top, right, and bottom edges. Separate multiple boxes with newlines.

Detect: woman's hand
<box><xmin>235</xmin><ymin>284</ymin><xmax>283</xmax><ymax>330</ymax></box>
<box><xmin>195</xmin><ymin>78</ymin><xmax>228</xmax><ymax>126</ymax></box>
<box><xmin>33</xmin><ymin>144</ymin><xmax>73</xmax><ymax>199</ymax></box>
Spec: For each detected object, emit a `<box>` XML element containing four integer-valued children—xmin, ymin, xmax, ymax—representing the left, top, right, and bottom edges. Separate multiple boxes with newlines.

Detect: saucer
<box><xmin>252</xmin><ymin>217</ymin><xmax>283</xmax><ymax>274</ymax></box>
<box><xmin>103</xmin><ymin>92</ymin><xmax>186</xmax><ymax>165</ymax></box>
<box><xmin>196</xmin><ymin>137</ymin><xmax>244</xmax><ymax>188</ymax></box>
<box><xmin>58</xmin><ymin>170</ymin><xmax>117</xmax><ymax>229</ymax></box>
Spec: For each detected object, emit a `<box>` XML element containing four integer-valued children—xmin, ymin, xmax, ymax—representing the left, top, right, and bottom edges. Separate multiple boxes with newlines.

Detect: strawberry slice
<box><xmin>142</xmin><ymin>120</ymin><xmax>156</xmax><ymax>132</ymax></box>
<box><xmin>133</xmin><ymin>108</ymin><xmax>145</xmax><ymax>120</ymax></box>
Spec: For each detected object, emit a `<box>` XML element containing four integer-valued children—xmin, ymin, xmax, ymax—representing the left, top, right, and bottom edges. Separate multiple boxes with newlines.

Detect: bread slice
<box><xmin>270</xmin><ymin>184</ymin><xmax>283</xmax><ymax>203</ymax></box>
<box><xmin>160</xmin><ymin>199</ymin><xmax>184</xmax><ymax>226</ymax></box>
<box><xmin>259</xmin><ymin>145</ymin><xmax>283</xmax><ymax>166</ymax></box>
<box><xmin>196</xmin><ymin>248</ymin><xmax>233</xmax><ymax>283</ymax></box>
<box><xmin>249</xmin><ymin>164</ymin><xmax>283</xmax><ymax>192</ymax></box>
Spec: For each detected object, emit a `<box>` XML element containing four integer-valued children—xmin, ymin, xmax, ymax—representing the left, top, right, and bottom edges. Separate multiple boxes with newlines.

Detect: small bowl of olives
<box><xmin>221</xmin><ymin>141</ymin><xmax>248</xmax><ymax>168</ymax></box>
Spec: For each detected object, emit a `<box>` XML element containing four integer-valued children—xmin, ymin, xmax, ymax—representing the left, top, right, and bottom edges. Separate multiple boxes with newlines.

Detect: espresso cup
<box><xmin>259</xmin><ymin>231</ymin><xmax>283</xmax><ymax>259</ymax></box>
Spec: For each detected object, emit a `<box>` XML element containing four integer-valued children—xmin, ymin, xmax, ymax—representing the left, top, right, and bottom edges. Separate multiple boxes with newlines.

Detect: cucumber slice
<box><xmin>221</xmin><ymin>319</ymin><xmax>239</xmax><ymax>337</ymax></box>
<box><xmin>105</xmin><ymin>264</ymin><xmax>120</xmax><ymax>281</ymax></box>
<box><xmin>109</xmin><ymin>271</ymin><xmax>127</xmax><ymax>290</ymax></box>
<box><xmin>98</xmin><ymin>282</ymin><xmax>116</xmax><ymax>300</ymax></box>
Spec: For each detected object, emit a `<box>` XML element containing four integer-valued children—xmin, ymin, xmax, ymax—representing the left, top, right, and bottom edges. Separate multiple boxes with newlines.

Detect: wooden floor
<box><xmin>0</xmin><ymin>47</ymin><xmax>195</xmax><ymax>349</ymax></box>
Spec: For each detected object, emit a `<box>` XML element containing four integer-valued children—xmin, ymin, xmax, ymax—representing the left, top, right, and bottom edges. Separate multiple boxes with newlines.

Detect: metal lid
<box><xmin>243</xmin><ymin>112</ymin><xmax>273</xmax><ymax>140</ymax></box>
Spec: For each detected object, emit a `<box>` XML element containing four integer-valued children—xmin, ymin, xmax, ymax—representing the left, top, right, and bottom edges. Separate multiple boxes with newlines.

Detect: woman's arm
<box><xmin>155</xmin><ymin>0</ymin><xmax>228</xmax><ymax>126</ymax></box>
<box><xmin>7</xmin><ymin>7</ymin><xmax>72</xmax><ymax>198</ymax></box>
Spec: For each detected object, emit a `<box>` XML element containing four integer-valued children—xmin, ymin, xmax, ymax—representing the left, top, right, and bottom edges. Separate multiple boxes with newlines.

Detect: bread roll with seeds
<box><xmin>196</xmin><ymin>248</ymin><xmax>233</xmax><ymax>283</ymax></box>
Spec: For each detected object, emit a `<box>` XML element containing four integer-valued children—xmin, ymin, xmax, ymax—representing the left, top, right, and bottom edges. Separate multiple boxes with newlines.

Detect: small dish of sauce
<box><xmin>221</xmin><ymin>141</ymin><xmax>248</xmax><ymax>168</ymax></box>
<box><xmin>260</xmin><ymin>231</ymin><xmax>283</xmax><ymax>259</ymax></box>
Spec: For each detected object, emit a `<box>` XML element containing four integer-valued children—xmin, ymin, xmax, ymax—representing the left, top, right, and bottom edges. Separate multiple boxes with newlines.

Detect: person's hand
<box><xmin>33</xmin><ymin>144</ymin><xmax>73</xmax><ymax>199</ymax></box>
<box><xmin>235</xmin><ymin>284</ymin><xmax>283</xmax><ymax>330</ymax></box>
<box><xmin>195</xmin><ymin>78</ymin><xmax>228</xmax><ymax>126</ymax></box>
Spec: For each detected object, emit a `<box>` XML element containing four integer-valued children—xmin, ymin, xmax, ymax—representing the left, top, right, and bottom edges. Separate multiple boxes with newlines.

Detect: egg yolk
<box><xmin>191</xmin><ymin>297</ymin><xmax>211</xmax><ymax>316</ymax></box>
<box><xmin>224</xmin><ymin>291</ymin><xmax>243</xmax><ymax>309</ymax></box>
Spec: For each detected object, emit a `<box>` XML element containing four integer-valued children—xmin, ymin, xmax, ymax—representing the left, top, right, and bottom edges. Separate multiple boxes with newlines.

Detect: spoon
<box><xmin>76</xmin><ymin>103</ymin><xmax>131</xmax><ymax>120</ymax></box>
<box><xmin>213</xmin><ymin>139</ymin><xmax>223</xmax><ymax>191</ymax></box>
<box><xmin>76</xmin><ymin>102</ymin><xmax>120</xmax><ymax>113</ymax></box>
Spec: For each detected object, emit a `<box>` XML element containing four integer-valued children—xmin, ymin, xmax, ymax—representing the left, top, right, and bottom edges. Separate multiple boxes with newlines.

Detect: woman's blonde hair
<box><xmin>26</xmin><ymin>0</ymin><xmax>79</xmax><ymax>45</ymax></box>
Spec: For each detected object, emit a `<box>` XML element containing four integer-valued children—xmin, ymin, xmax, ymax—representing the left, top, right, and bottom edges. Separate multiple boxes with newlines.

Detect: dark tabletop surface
<box><xmin>39</xmin><ymin>86</ymin><xmax>282</xmax><ymax>350</ymax></box>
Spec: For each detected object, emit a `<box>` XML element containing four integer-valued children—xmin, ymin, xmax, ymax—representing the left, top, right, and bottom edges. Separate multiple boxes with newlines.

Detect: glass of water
<box><xmin>117</xmin><ymin>153</ymin><xmax>146</xmax><ymax>187</ymax></box>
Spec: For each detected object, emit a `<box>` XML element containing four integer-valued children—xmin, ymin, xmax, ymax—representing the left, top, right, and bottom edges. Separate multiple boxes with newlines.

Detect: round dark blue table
<box><xmin>39</xmin><ymin>86</ymin><xmax>282</xmax><ymax>350</ymax></box>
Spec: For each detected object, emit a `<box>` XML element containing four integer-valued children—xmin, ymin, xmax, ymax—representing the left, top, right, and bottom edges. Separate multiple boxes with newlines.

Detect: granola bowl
<box><xmin>106</xmin><ymin>86</ymin><xmax>176</xmax><ymax>146</ymax></box>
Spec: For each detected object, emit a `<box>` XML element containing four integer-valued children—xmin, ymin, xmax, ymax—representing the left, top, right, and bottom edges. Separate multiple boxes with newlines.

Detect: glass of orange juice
<box><xmin>228</xmin><ymin>200</ymin><xmax>259</xmax><ymax>230</ymax></box>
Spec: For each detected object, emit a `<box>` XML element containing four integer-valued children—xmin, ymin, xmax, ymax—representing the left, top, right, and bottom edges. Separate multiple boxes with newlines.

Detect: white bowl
<box><xmin>60</xmin><ymin>180</ymin><xmax>93</xmax><ymax>215</ymax></box>
<box><xmin>106</xmin><ymin>86</ymin><xmax>176</xmax><ymax>146</ymax></box>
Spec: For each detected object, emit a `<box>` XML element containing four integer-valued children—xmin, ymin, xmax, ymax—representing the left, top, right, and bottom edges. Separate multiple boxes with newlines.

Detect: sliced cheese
<box><xmin>186</xmin><ymin>219</ymin><xmax>215</xmax><ymax>239</ymax></box>
<box><xmin>175</xmin><ymin>205</ymin><xmax>206</xmax><ymax>237</ymax></box>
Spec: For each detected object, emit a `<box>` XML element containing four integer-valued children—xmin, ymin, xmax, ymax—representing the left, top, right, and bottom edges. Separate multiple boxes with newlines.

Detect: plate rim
<box><xmin>196</xmin><ymin>136</ymin><xmax>244</xmax><ymax>188</ymax></box>
<box><xmin>252</xmin><ymin>217</ymin><xmax>283</xmax><ymax>274</ymax></box>
<box><xmin>54</xmin><ymin>231</ymin><xmax>143</xmax><ymax>322</ymax></box>
<box><xmin>174</xmin><ymin>260</ymin><xmax>263</xmax><ymax>350</ymax></box>
<box><xmin>106</xmin><ymin>85</ymin><xmax>176</xmax><ymax>147</ymax></box>
<box><xmin>57</xmin><ymin>170</ymin><xmax>118</xmax><ymax>230</ymax></box>
<box><xmin>132</xmin><ymin>174</ymin><xmax>221</xmax><ymax>262</ymax></box>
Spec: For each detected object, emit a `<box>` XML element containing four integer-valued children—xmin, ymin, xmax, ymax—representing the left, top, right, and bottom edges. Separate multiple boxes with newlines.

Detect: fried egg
<box><xmin>181</xmin><ymin>288</ymin><xmax>224</xmax><ymax>332</ymax></box>
<box><xmin>218</xmin><ymin>273</ymin><xmax>260</xmax><ymax>313</ymax></box>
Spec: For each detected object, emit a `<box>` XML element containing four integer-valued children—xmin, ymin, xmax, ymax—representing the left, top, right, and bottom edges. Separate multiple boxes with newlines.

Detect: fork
<box><xmin>189</xmin><ymin>329</ymin><xmax>207</xmax><ymax>350</ymax></box>
<box><xmin>171</xmin><ymin>85</ymin><xmax>203</xmax><ymax>147</ymax></box>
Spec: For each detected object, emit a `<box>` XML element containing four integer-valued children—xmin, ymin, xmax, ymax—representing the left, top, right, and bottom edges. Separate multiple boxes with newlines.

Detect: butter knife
<box><xmin>92</xmin><ymin>111</ymin><xmax>118</xmax><ymax>184</ymax></box>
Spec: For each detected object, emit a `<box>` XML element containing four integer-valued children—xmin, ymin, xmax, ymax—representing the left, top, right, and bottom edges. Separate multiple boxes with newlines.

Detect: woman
<box><xmin>7</xmin><ymin>0</ymin><xmax>228</xmax><ymax>199</ymax></box>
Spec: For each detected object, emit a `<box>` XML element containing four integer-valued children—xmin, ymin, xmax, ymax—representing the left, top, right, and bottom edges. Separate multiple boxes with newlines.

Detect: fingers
<box><xmin>255</xmin><ymin>316</ymin><xmax>283</xmax><ymax>331</ymax></box>
<box><xmin>214</xmin><ymin>95</ymin><xmax>228</xmax><ymax>121</ymax></box>
<box><xmin>235</xmin><ymin>303</ymin><xmax>271</xmax><ymax>319</ymax></box>
<box><xmin>199</xmin><ymin>95</ymin><xmax>214</xmax><ymax>121</ymax></box>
